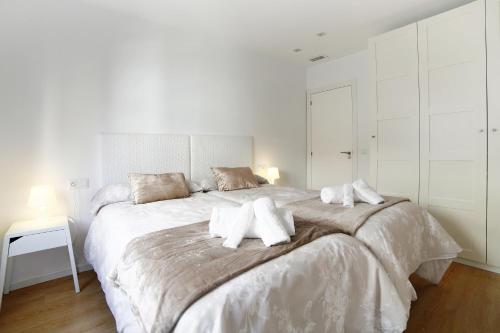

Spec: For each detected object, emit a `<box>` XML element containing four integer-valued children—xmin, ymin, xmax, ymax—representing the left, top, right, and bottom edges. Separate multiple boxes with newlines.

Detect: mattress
<box><xmin>207</xmin><ymin>185</ymin><xmax>462</xmax><ymax>310</ymax></box>
<box><xmin>84</xmin><ymin>192</ymin><xmax>408</xmax><ymax>333</ymax></box>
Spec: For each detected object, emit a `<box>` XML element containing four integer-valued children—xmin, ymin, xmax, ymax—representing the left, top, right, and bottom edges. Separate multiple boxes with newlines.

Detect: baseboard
<box><xmin>455</xmin><ymin>258</ymin><xmax>500</xmax><ymax>274</ymax></box>
<box><xmin>8</xmin><ymin>263</ymin><xmax>93</xmax><ymax>291</ymax></box>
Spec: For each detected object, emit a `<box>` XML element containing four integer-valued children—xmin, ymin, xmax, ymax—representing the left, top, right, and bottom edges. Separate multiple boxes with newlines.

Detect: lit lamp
<box><xmin>267</xmin><ymin>167</ymin><xmax>280</xmax><ymax>185</ymax></box>
<box><xmin>27</xmin><ymin>185</ymin><xmax>57</xmax><ymax>220</ymax></box>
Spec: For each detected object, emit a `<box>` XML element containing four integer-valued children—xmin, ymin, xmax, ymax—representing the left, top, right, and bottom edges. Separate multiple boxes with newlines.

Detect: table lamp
<box><xmin>267</xmin><ymin>167</ymin><xmax>280</xmax><ymax>185</ymax></box>
<box><xmin>27</xmin><ymin>185</ymin><xmax>57</xmax><ymax>220</ymax></box>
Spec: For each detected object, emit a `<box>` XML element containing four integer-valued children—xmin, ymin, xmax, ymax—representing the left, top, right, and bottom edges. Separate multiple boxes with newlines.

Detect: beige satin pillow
<box><xmin>129</xmin><ymin>173</ymin><xmax>190</xmax><ymax>204</ymax></box>
<box><xmin>211</xmin><ymin>167</ymin><xmax>259</xmax><ymax>191</ymax></box>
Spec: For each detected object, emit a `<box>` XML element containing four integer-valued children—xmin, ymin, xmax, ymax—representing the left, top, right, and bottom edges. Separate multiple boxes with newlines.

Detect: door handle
<box><xmin>340</xmin><ymin>151</ymin><xmax>352</xmax><ymax>159</ymax></box>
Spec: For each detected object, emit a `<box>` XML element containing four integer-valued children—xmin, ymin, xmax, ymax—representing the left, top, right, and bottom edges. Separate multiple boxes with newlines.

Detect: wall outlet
<box><xmin>68</xmin><ymin>178</ymin><xmax>89</xmax><ymax>189</ymax></box>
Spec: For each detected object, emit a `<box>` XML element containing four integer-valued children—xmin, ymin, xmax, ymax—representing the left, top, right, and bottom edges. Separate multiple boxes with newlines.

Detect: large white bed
<box><xmin>85</xmin><ymin>192</ymin><xmax>409</xmax><ymax>332</ymax></box>
<box><xmin>83</xmin><ymin>133</ymin><xmax>460</xmax><ymax>333</ymax></box>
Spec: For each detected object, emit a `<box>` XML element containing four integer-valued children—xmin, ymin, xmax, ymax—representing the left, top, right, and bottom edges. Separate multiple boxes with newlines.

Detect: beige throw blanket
<box><xmin>110</xmin><ymin>196</ymin><xmax>407</xmax><ymax>333</ymax></box>
<box><xmin>284</xmin><ymin>196</ymin><xmax>409</xmax><ymax>235</ymax></box>
<box><xmin>110</xmin><ymin>220</ymin><xmax>341</xmax><ymax>333</ymax></box>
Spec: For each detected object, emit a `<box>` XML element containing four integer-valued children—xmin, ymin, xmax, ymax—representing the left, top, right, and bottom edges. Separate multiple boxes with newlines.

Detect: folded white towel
<box><xmin>253</xmin><ymin>197</ymin><xmax>291</xmax><ymax>247</ymax></box>
<box><xmin>343</xmin><ymin>183</ymin><xmax>354</xmax><ymax>208</ymax></box>
<box><xmin>210</xmin><ymin>207</ymin><xmax>295</xmax><ymax>238</ymax></box>
<box><xmin>352</xmin><ymin>179</ymin><xmax>384</xmax><ymax>205</ymax></box>
<box><xmin>320</xmin><ymin>185</ymin><xmax>343</xmax><ymax>204</ymax></box>
<box><xmin>321</xmin><ymin>185</ymin><xmax>360</xmax><ymax>204</ymax></box>
<box><xmin>223</xmin><ymin>202</ymin><xmax>254</xmax><ymax>249</ymax></box>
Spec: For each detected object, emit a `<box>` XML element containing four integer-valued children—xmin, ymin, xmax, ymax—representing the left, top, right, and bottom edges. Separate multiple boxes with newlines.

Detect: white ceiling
<box><xmin>83</xmin><ymin>0</ymin><xmax>474</xmax><ymax>66</ymax></box>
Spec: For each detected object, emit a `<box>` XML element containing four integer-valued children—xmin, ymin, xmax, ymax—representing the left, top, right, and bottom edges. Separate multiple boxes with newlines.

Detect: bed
<box><xmin>85</xmin><ymin>192</ymin><xmax>408</xmax><ymax>332</ymax></box>
<box><xmin>207</xmin><ymin>185</ymin><xmax>461</xmax><ymax>312</ymax></box>
<box><xmin>83</xmin><ymin>133</ymin><xmax>459</xmax><ymax>333</ymax></box>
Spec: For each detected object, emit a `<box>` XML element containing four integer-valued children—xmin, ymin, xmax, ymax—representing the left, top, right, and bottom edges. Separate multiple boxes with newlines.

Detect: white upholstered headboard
<box><xmin>101</xmin><ymin>133</ymin><xmax>253</xmax><ymax>185</ymax></box>
<box><xmin>101</xmin><ymin>133</ymin><xmax>191</xmax><ymax>185</ymax></box>
<box><xmin>190</xmin><ymin>135</ymin><xmax>253</xmax><ymax>182</ymax></box>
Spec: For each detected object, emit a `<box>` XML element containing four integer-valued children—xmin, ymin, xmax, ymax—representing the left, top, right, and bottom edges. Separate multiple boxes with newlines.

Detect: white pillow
<box><xmin>187</xmin><ymin>180</ymin><xmax>203</xmax><ymax>193</ymax></box>
<box><xmin>200</xmin><ymin>178</ymin><xmax>218</xmax><ymax>192</ymax></box>
<box><xmin>91</xmin><ymin>184</ymin><xmax>131</xmax><ymax>215</ymax></box>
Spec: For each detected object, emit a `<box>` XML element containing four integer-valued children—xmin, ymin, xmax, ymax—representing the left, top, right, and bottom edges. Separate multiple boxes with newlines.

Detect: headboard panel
<box><xmin>190</xmin><ymin>135</ymin><xmax>254</xmax><ymax>182</ymax></box>
<box><xmin>100</xmin><ymin>133</ymin><xmax>253</xmax><ymax>186</ymax></box>
<box><xmin>101</xmin><ymin>133</ymin><xmax>191</xmax><ymax>185</ymax></box>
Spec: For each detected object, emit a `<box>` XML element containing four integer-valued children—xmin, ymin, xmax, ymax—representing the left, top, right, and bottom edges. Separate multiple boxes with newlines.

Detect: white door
<box><xmin>487</xmin><ymin>0</ymin><xmax>500</xmax><ymax>268</ymax></box>
<box><xmin>309</xmin><ymin>85</ymin><xmax>355</xmax><ymax>190</ymax></box>
<box><xmin>368</xmin><ymin>23</ymin><xmax>420</xmax><ymax>203</ymax></box>
<box><xmin>418</xmin><ymin>0</ymin><xmax>487</xmax><ymax>262</ymax></box>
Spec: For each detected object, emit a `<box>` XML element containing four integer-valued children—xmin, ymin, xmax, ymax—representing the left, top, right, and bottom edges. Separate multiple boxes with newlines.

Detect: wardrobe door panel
<box><xmin>375</xmin><ymin>33</ymin><xmax>416</xmax><ymax>80</ymax></box>
<box><xmin>419</xmin><ymin>0</ymin><xmax>487</xmax><ymax>262</ymax></box>
<box><xmin>426</xmin><ymin>14</ymin><xmax>483</xmax><ymax>69</ymax></box>
<box><xmin>429</xmin><ymin>112</ymin><xmax>476</xmax><ymax>160</ymax></box>
<box><xmin>377</xmin><ymin>77</ymin><xmax>417</xmax><ymax>117</ymax></box>
<box><xmin>378</xmin><ymin>118</ymin><xmax>414</xmax><ymax>160</ymax></box>
<box><xmin>428</xmin><ymin>64</ymin><xmax>480</xmax><ymax>113</ymax></box>
<box><xmin>377</xmin><ymin>161</ymin><xmax>415</xmax><ymax>198</ymax></box>
<box><xmin>487</xmin><ymin>0</ymin><xmax>500</xmax><ymax>267</ymax></box>
<box><xmin>428</xmin><ymin>161</ymin><xmax>475</xmax><ymax>210</ymax></box>
<box><xmin>431</xmin><ymin>208</ymin><xmax>486</xmax><ymax>260</ymax></box>
<box><xmin>369</xmin><ymin>24</ymin><xmax>420</xmax><ymax>202</ymax></box>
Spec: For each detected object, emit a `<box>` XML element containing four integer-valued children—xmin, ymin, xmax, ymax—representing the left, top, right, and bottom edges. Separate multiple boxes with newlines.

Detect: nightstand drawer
<box><xmin>8</xmin><ymin>229</ymin><xmax>67</xmax><ymax>257</ymax></box>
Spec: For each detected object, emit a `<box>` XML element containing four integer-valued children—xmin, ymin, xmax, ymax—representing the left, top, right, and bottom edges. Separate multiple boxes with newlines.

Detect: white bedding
<box><xmin>207</xmin><ymin>185</ymin><xmax>462</xmax><ymax>312</ymax></box>
<box><xmin>207</xmin><ymin>185</ymin><xmax>319</xmax><ymax>206</ymax></box>
<box><xmin>85</xmin><ymin>192</ymin><xmax>408</xmax><ymax>333</ymax></box>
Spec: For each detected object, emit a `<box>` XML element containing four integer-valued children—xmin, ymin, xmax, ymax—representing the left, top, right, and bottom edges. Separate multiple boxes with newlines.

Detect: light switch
<box><xmin>69</xmin><ymin>178</ymin><xmax>89</xmax><ymax>189</ymax></box>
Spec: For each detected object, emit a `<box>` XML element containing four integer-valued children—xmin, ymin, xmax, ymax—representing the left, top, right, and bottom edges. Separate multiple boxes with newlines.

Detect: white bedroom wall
<box><xmin>0</xmin><ymin>0</ymin><xmax>306</xmax><ymax>288</ymax></box>
<box><xmin>306</xmin><ymin>50</ymin><xmax>370</xmax><ymax>181</ymax></box>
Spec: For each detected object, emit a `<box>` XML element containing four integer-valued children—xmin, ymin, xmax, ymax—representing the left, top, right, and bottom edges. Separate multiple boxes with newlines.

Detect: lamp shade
<box><xmin>27</xmin><ymin>185</ymin><xmax>57</xmax><ymax>209</ymax></box>
<box><xmin>267</xmin><ymin>167</ymin><xmax>280</xmax><ymax>180</ymax></box>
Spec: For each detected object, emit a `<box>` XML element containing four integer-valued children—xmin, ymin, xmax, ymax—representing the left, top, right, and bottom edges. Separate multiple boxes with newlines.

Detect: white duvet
<box><xmin>208</xmin><ymin>185</ymin><xmax>462</xmax><ymax>312</ymax></box>
<box><xmin>85</xmin><ymin>192</ymin><xmax>408</xmax><ymax>333</ymax></box>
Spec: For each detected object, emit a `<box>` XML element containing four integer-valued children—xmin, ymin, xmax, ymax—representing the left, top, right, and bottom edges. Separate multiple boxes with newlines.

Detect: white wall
<box><xmin>0</xmin><ymin>0</ymin><xmax>306</xmax><ymax>288</ymax></box>
<box><xmin>306</xmin><ymin>50</ymin><xmax>370</xmax><ymax>180</ymax></box>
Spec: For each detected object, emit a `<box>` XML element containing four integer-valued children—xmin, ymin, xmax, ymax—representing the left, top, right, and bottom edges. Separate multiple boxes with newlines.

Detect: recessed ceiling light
<box><xmin>310</xmin><ymin>55</ymin><xmax>329</xmax><ymax>62</ymax></box>
<box><xmin>316</xmin><ymin>32</ymin><xmax>327</xmax><ymax>37</ymax></box>
<box><xmin>293</xmin><ymin>48</ymin><xmax>302</xmax><ymax>53</ymax></box>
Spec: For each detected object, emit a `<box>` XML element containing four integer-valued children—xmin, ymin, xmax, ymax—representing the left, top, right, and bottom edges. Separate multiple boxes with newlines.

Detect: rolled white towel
<box><xmin>343</xmin><ymin>183</ymin><xmax>354</xmax><ymax>208</ymax></box>
<box><xmin>321</xmin><ymin>186</ymin><xmax>343</xmax><ymax>204</ymax></box>
<box><xmin>209</xmin><ymin>207</ymin><xmax>226</xmax><ymax>237</ymax></box>
<box><xmin>223</xmin><ymin>202</ymin><xmax>254</xmax><ymax>249</ymax></box>
<box><xmin>210</xmin><ymin>207</ymin><xmax>295</xmax><ymax>238</ymax></box>
<box><xmin>352</xmin><ymin>179</ymin><xmax>384</xmax><ymax>205</ymax></box>
<box><xmin>278</xmin><ymin>209</ymin><xmax>295</xmax><ymax>236</ymax></box>
<box><xmin>321</xmin><ymin>185</ymin><xmax>360</xmax><ymax>204</ymax></box>
<box><xmin>253</xmin><ymin>197</ymin><xmax>291</xmax><ymax>247</ymax></box>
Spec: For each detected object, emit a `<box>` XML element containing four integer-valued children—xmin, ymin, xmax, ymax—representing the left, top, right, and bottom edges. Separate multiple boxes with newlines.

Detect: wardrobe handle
<box><xmin>493</xmin><ymin>128</ymin><xmax>498</xmax><ymax>133</ymax></box>
<box><xmin>479</xmin><ymin>129</ymin><xmax>484</xmax><ymax>133</ymax></box>
<box><xmin>371</xmin><ymin>135</ymin><xmax>376</xmax><ymax>139</ymax></box>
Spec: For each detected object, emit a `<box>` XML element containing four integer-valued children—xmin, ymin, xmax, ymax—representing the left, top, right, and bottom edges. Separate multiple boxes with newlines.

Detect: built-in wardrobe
<box><xmin>369</xmin><ymin>0</ymin><xmax>500</xmax><ymax>269</ymax></box>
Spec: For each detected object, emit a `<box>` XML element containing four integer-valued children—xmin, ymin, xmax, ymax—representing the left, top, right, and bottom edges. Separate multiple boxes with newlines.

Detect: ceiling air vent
<box><xmin>309</xmin><ymin>55</ymin><xmax>329</xmax><ymax>63</ymax></box>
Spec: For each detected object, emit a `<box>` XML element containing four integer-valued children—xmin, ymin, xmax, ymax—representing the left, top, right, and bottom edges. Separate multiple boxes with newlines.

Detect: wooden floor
<box><xmin>406</xmin><ymin>263</ymin><xmax>500</xmax><ymax>332</ymax></box>
<box><xmin>0</xmin><ymin>271</ymin><xmax>115</xmax><ymax>333</ymax></box>
<box><xmin>0</xmin><ymin>262</ymin><xmax>498</xmax><ymax>332</ymax></box>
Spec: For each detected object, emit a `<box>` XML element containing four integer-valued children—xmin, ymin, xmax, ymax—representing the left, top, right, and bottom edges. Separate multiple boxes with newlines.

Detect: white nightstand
<box><xmin>0</xmin><ymin>216</ymin><xmax>80</xmax><ymax>309</ymax></box>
